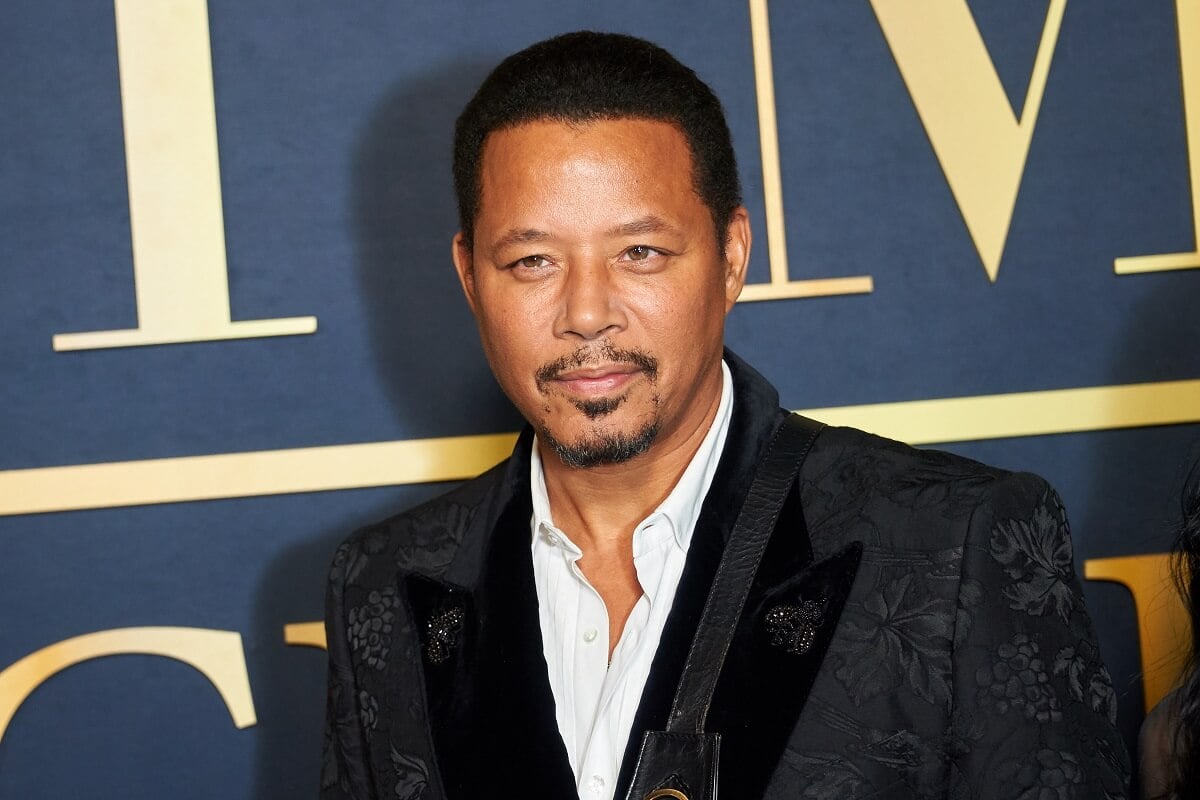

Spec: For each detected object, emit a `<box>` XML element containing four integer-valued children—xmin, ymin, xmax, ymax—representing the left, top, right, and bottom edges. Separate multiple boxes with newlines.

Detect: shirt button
<box><xmin>546</xmin><ymin>533</ymin><xmax>560</xmax><ymax>546</ymax></box>
<box><xmin>588</xmin><ymin>775</ymin><xmax>605</xmax><ymax>793</ymax></box>
<box><xmin>583</xmin><ymin>628</ymin><xmax>598</xmax><ymax>643</ymax></box>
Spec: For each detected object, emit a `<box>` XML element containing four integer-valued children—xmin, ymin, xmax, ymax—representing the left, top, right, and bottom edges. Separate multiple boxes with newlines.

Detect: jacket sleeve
<box><xmin>320</xmin><ymin>539</ymin><xmax>377</xmax><ymax>800</ymax></box>
<box><xmin>948</xmin><ymin>472</ymin><xmax>1131</xmax><ymax>799</ymax></box>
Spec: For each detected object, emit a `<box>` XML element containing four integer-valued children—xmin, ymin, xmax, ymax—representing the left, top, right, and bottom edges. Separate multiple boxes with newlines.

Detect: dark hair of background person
<box><xmin>1165</xmin><ymin>460</ymin><xmax>1200</xmax><ymax>798</ymax></box>
<box><xmin>451</xmin><ymin>30</ymin><xmax>742</xmax><ymax>252</ymax></box>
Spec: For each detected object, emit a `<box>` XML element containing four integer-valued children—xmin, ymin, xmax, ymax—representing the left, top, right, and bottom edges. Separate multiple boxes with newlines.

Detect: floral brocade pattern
<box><xmin>390</xmin><ymin>749</ymin><xmax>430</xmax><ymax>800</ymax></box>
<box><xmin>834</xmin><ymin>572</ymin><xmax>955</xmax><ymax>708</ymax></box>
<box><xmin>320</xmin><ymin>414</ymin><xmax>1130</xmax><ymax>800</ymax></box>
<box><xmin>321</xmin><ymin>495</ymin><xmax>478</xmax><ymax>800</ymax></box>
<box><xmin>989</xmin><ymin>495</ymin><xmax>1076</xmax><ymax>621</ymax></box>
<box><xmin>995</xmin><ymin>749</ymin><xmax>1083</xmax><ymax>800</ymax></box>
<box><xmin>1053</xmin><ymin>640</ymin><xmax>1119</xmax><ymax>726</ymax></box>
<box><xmin>348</xmin><ymin>588</ymin><xmax>399</xmax><ymax>671</ymax></box>
<box><xmin>777</xmin><ymin>427</ymin><xmax>1130</xmax><ymax>799</ymax></box>
<box><xmin>974</xmin><ymin>634</ymin><xmax>1061</xmax><ymax>723</ymax></box>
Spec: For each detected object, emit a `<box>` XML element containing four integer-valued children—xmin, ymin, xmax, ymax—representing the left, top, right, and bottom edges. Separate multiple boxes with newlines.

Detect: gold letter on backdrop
<box><xmin>871</xmin><ymin>0</ymin><xmax>1066</xmax><ymax>282</ymax></box>
<box><xmin>1086</xmin><ymin>554</ymin><xmax>1189</xmax><ymax>712</ymax></box>
<box><xmin>738</xmin><ymin>0</ymin><xmax>874</xmax><ymax>302</ymax></box>
<box><xmin>0</xmin><ymin>627</ymin><xmax>256</xmax><ymax>743</ymax></box>
<box><xmin>283</xmin><ymin>622</ymin><xmax>327</xmax><ymax>650</ymax></box>
<box><xmin>1115</xmin><ymin>0</ymin><xmax>1200</xmax><ymax>275</ymax></box>
<box><xmin>52</xmin><ymin>0</ymin><xmax>317</xmax><ymax>352</ymax></box>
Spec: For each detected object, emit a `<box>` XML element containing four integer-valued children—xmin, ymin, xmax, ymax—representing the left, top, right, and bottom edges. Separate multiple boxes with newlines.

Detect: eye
<box><xmin>511</xmin><ymin>254</ymin><xmax>552</xmax><ymax>270</ymax></box>
<box><xmin>622</xmin><ymin>245</ymin><xmax>662</xmax><ymax>262</ymax></box>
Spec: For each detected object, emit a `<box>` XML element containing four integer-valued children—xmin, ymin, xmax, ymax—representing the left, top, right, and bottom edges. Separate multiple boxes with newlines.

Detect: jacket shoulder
<box><xmin>801</xmin><ymin>423</ymin><xmax>1044</xmax><ymax>554</ymax></box>
<box><xmin>806</xmin><ymin>423</ymin><xmax>1012</xmax><ymax>493</ymax></box>
<box><xmin>327</xmin><ymin>459</ymin><xmax>509</xmax><ymax>590</ymax></box>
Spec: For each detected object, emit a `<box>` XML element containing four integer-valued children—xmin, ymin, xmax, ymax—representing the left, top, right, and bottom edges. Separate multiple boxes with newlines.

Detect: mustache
<box><xmin>534</xmin><ymin>342</ymin><xmax>659</xmax><ymax>386</ymax></box>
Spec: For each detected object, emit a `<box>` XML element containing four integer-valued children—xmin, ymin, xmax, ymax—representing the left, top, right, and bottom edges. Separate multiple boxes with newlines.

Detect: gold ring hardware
<box><xmin>644</xmin><ymin>790</ymin><xmax>689</xmax><ymax>800</ymax></box>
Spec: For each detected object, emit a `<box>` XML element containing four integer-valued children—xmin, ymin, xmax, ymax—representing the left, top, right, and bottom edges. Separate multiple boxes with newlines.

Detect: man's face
<box><xmin>452</xmin><ymin>118</ymin><xmax>750</xmax><ymax>468</ymax></box>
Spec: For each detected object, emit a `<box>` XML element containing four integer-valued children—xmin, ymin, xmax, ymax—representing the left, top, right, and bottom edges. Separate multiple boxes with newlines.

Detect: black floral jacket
<box><xmin>321</xmin><ymin>353</ymin><xmax>1130</xmax><ymax>800</ymax></box>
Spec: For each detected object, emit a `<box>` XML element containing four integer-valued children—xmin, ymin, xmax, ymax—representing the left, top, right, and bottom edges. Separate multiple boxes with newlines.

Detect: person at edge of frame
<box><xmin>1140</xmin><ymin>457</ymin><xmax>1200</xmax><ymax>800</ymax></box>
<box><xmin>321</xmin><ymin>30</ymin><xmax>1130</xmax><ymax>800</ymax></box>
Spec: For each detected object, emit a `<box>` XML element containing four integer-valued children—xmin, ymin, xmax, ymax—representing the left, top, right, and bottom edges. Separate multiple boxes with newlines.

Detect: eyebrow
<box><xmin>607</xmin><ymin>215</ymin><xmax>677</xmax><ymax>238</ymax></box>
<box><xmin>491</xmin><ymin>228</ymin><xmax>552</xmax><ymax>251</ymax></box>
<box><xmin>489</xmin><ymin>215</ymin><xmax>680</xmax><ymax>252</ymax></box>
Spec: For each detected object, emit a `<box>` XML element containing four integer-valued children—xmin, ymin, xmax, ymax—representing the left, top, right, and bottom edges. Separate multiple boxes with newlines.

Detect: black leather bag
<box><xmin>624</xmin><ymin>414</ymin><xmax>825</xmax><ymax>800</ymax></box>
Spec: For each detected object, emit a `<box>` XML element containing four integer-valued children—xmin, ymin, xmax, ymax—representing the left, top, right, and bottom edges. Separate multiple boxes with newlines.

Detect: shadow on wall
<box><xmin>351</xmin><ymin>59</ymin><xmax>522</xmax><ymax>438</ymax></box>
<box><xmin>1080</xmin><ymin>269</ymin><xmax>1200</xmax><ymax>786</ymax></box>
<box><xmin>249</xmin><ymin>504</ymin><xmax>372</xmax><ymax>800</ymax></box>
<box><xmin>249</xmin><ymin>59</ymin><xmax>520</xmax><ymax>800</ymax></box>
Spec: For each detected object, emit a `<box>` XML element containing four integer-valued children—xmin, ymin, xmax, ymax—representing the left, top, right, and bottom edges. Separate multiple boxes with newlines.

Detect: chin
<box><xmin>539</xmin><ymin>418</ymin><xmax>661</xmax><ymax>469</ymax></box>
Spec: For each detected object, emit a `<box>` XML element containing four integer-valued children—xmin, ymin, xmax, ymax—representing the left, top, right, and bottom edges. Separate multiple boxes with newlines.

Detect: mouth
<box><xmin>535</xmin><ymin>344</ymin><xmax>659</xmax><ymax>403</ymax></box>
<box><xmin>551</xmin><ymin>365</ymin><xmax>641</xmax><ymax>396</ymax></box>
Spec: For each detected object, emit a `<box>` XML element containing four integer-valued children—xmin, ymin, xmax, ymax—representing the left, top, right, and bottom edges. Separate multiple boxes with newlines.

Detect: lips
<box><xmin>534</xmin><ymin>343</ymin><xmax>659</xmax><ymax>398</ymax></box>
<box><xmin>550</xmin><ymin>364</ymin><xmax>640</xmax><ymax>395</ymax></box>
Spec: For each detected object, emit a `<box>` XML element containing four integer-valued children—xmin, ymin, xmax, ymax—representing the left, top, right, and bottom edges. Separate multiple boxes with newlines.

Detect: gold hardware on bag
<box><xmin>644</xmin><ymin>790</ymin><xmax>688</xmax><ymax>800</ymax></box>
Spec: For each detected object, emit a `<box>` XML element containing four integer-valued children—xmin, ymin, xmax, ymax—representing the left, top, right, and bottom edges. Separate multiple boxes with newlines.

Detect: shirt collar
<box><xmin>530</xmin><ymin>360</ymin><xmax>734</xmax><ymax>554</ymax></box>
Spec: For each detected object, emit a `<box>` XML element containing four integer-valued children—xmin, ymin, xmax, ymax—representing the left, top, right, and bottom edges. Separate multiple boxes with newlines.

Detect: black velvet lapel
<box><xmin>404</xmin><ymin>573</ymin><xmax>472</xmax><ymax>747</ymax></box>
<box><xmin>403</xmin><ymin>429</ymin><xmax>576</xmax><ymax>800</ymax></box>
<box><xmin>613</xmin><ymin>353</ymin><xmax>862</xmax><ymax>800</ymax></box>
<box><xmin>707</xmin><ymin>514</ymin><xmax>863</xmax><ymax>799</ymax></box>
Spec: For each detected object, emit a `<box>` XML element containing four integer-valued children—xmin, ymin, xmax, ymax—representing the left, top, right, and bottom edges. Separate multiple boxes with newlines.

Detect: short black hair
<box><xmin>453</xmin><ymin>31</ymin><xmax>742</xmax><ymax>250</ymax></box>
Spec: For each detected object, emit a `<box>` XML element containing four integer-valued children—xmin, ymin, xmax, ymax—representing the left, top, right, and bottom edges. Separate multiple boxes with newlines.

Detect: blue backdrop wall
<box><xmin>3</xmin><ymin>1</ymin><xmax>1200</xmax><ymax>797</ymax></box>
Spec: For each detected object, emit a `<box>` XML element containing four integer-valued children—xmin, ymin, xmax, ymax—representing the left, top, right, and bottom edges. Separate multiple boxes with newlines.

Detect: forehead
<box><xmin>482</xmin><ymin>116</ymin><xmax>692</xmax><ymax>160</ymax></box>
<box><xmin>474</xmin><ymin>118</ymin><xmax>704</xmax><ymax>234</ymax></box>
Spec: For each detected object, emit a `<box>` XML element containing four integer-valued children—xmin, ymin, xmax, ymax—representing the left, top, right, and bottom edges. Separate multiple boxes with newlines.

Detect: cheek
<box><xmin>636</xmin><ymin>279</ymin><xmax>726</xmax><ymax>342</ymax></box>
<box><xmin>475</xmin><ymin>306</ymin><xmax>543</xmax><ymax>395</ymax></box>
<box><xmin>476</xmin><ymin>280</ymin><xmax>555</xmax><ymax>337</ymax></box>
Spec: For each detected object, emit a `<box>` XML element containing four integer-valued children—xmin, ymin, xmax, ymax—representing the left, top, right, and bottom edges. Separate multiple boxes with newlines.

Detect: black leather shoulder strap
<box><xmin>666</xmin><ymin>413</ymin><xmax>825</xmax><ymax>734</ymax></box>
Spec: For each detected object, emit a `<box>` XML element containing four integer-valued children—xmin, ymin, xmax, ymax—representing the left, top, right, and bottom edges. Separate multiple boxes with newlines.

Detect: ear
<box><xmin>451</xmin><ymin>232</ymin><xmax>478</xmax><ymax>315</ymax></box>
<box><xmin>722</xmin><ymin>207</ymin><xmax>751</xmax><ymax>311</ymax></box>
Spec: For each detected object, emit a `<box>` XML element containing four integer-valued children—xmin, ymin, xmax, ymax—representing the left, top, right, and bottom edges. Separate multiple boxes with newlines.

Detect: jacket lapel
<box><xmin>616</xmin><ymin>479</ymin><xmax>862</xmax><ymax>800</ymax></box>
<box><xmin>706</xmin><ymin>479</ymin><xmax>862</xmax><ymax>799</ymax></box>
<box><xmin>402</xmin><ymin>430</ymin><xmax>577</xmax><ymax>800</ymax></box>
<box><xmin>615</xmin><ymin>354</ymin><xmax>862</xmax><ymax>800</ymax></box>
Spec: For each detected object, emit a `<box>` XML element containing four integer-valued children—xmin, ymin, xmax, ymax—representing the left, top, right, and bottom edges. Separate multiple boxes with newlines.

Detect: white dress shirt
<box><xmin>529</xmin><ymin>361</ymin><xmax>734</xmax><ymax>800</ymax></box>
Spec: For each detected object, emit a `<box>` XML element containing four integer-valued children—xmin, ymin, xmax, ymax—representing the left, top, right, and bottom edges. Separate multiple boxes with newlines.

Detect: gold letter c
<box><xmin>0</xmin><ymin>626</ymin><xmax>256</xmax><ymax>743</ymax></box>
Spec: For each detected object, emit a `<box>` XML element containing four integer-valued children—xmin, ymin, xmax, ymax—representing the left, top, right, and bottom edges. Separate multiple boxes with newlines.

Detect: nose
<box><xmin>554</xmin><ymin>257</ymin><xmax>626</xmax><ymax>340</ymax></box>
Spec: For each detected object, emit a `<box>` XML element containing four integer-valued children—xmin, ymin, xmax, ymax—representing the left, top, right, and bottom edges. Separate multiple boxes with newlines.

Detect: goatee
<box><xmin>541</xmin><ymin>419</ymin><xmax>661</xmax><ymax>469</ymax></box>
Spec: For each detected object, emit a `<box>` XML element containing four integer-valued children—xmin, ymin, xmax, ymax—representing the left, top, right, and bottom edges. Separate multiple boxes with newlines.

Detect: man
<box><xmin>322</xmin><ymin>31</ymin><xmax>1129</xmax><ymax>800</ymax></box>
